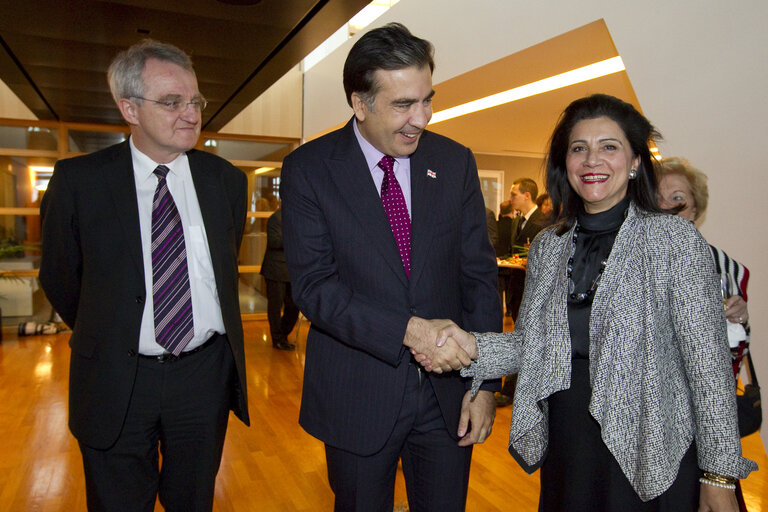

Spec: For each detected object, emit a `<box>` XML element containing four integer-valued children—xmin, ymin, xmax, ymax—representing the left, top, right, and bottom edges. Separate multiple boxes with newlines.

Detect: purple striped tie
<box><xmin>378</xmin><ymin>156</ymin><xmax>411</xmax><ymax>278</ymax></box>
<box><xmin>151</xmin><ymin>165</ymin><xmax>194</xmax><ymax>355</ymax></box>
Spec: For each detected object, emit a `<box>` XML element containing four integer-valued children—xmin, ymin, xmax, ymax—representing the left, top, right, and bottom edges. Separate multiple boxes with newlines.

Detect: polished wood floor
<box><xmin>1</xmin><ymin>319</ymin><xmax>766</xmax><ymax>511</ymax></box>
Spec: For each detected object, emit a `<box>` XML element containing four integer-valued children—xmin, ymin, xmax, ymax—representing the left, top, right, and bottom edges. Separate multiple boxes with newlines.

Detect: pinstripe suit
<box><xmin>280</xmin><ymin>119</ymin><xmax>501</xmax><ymax>502</ymax></box>
<box><xmin>463</xmin><ymin>203</ymin><xmax>756</xmax><ymax>501</ymax></box>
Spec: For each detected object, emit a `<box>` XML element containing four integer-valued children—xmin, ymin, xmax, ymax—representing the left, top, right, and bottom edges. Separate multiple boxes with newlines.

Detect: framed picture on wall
<box><xmin>478</xmin><ymin>169</ymin><xmax>504</xmax><ymax>216</ymax></box>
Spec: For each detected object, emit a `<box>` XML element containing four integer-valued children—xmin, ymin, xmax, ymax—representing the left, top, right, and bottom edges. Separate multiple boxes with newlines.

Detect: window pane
<box><xmin>68</xmin><ymin>130</ymin><xmax>127</xmax><ymax>154</ymax></box>
<box><xmin>201</xmin><ymin>138</ymin><xmax>292</xmax><ymax>162</ymax></box>
<box><xmin>0</xmin><ymin>125</ymin><xmax>57</xmax><ymax>151</ymax></box>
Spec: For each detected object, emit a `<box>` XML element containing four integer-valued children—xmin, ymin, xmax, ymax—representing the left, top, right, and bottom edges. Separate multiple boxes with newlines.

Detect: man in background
<box><xmin>280</xmin><ymin>23</ymin><xmax>501</xmax><ymax>512</ymax></box>
<box><xmin>261</xmin><ymin>207</ymin><xmax>299</xmax><ymax>350</ymax></box>
<box><xmin>496</xmin><ymin>177</ymin><xmax>547</xmax><ymax>407</ymax></box>
<box><xmin>40</xmin><ymin>40</ymin><xmax>249</xmax><ymax>511</ymax></box>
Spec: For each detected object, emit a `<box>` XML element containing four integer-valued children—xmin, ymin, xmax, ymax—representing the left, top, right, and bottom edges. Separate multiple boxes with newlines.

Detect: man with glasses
<box><xmin>39</xmin><ymin>39</ymin><xmax>249</xmax><ymax>512</ymax></box>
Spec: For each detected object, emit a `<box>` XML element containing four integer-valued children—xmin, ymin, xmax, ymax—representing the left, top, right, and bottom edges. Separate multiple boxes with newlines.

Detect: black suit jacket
<box><xmin>280</xmin><ymin>120</ymin><xmax>502</xmax><ymax>456</ymax></box>
<box><xmin>496</xmin><ymin>216</ymin><xmax>514</xmax><ymax>257</ymax></box>
<box><xmin>39</xmin><ymin>141</ymin><xmax>249</xmax><ymax>449</ymax></box>
<box><xmin>514</xmin><ymin>208</ymin><xmax>547</xmax><ymax>249</ymax></box>
<box><xmin>260</xmin><ymin>210</ymin><xmax>291</xmax><ymax>282</ymax></box>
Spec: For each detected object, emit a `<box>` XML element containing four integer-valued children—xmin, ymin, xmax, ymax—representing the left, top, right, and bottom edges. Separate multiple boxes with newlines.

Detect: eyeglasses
<box><xmin>131</xmin><ymin>96</ymin><xmax>208</xmax><ymax>112</ymax></box>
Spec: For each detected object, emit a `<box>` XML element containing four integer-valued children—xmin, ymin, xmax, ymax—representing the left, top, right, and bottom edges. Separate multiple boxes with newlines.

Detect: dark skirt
<box><xmin>539</xmin><ymin>359</ymin><xmax>700</xmax><ymax>512</ymax></box>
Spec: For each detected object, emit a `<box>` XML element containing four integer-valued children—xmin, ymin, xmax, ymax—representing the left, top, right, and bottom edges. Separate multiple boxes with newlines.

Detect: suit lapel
<box><xmin>408</xmin><ymin>135</ymin><xmax>441</xmax><ymax>286</ymax></box>
<box><xmin>104</xmin><ymin>141</ymin><xmax>144</xmax><ymax>277</ymax></box>
<box><xmin>518</xmin><ymin>208</ymin><xmax>541</xmax><ymax>246</ymax></box>
<box><xmin>187</xmin><ymin>150</ymin><xmax>229</xmax><ymax>294</ymax></box>
<box><xmin>327</xmin><ymin>122</ymin><xmax>409</xmax><ymax>286</ymax></box>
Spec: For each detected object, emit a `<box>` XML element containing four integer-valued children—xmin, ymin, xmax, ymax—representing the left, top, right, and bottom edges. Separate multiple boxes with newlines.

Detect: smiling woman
<box><xmin>565</xmin><ymin>116</ymin><xmax>639</xmax><ymax>214</ymax></box>
<box><xmin>415</xmin><ymin>94</ymin><xmax>758</xmax><ymax>511</ymax></box>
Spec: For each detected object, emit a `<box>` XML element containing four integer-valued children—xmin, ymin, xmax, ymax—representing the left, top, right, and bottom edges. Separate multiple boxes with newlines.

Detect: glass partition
<box><xmin>68</xmin><ymin>129</ymin><xmax>127</xmax><ymax>154</ymax></box>
<box><xmin>0</xmin><ymin>118</ymin><xmax>299</xmax><ymax>325</ymax></box>
<box><xmin>0</xmin><ymin>125</ymin><xmax>58</xmax><ymax>151</ymax></box>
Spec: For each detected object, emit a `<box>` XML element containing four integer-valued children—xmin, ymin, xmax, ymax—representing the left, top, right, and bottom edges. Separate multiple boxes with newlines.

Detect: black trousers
<box><xmin>265</xmin><ymin>278</ymin><xmax>300</xmax><ymax>345</ymax></box>
<box><xmin>325</xmin><ymin>364</ymin><xmax>473</xmax><ymax>512</ymax></box>
<box><xmin>505</xmin><ymin>267</ymin><xmax>526</xmax><ymax>321</ymax></box>
<box><xmin>79</xmin><ymin>335</ymin><xmax>235</xmax><ymax>512</ymax></box>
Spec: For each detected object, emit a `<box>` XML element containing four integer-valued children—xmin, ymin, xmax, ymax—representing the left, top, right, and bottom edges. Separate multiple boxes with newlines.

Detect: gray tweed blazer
<box><xmin>463</xmin><ymin>203</ymin><xmax>757</xmax><ymax>501</ymax></box>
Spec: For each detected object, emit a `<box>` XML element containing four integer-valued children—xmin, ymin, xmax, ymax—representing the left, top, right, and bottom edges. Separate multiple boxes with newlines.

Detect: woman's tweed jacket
<box><xmin>462</xmin><ymin>203</ymin><xmax>757</xmax><ymax>501</ymax></box>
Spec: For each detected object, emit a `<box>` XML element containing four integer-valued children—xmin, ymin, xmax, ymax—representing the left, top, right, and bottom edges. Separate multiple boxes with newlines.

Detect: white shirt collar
<box><xmin>129</xmin><ymin>136</ymin><xmax>189</xmax><ymax>182</ymax></box>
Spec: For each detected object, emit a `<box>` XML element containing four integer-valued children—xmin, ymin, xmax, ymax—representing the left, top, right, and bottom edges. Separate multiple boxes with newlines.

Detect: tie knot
<box><xmin>153</xmin><ymin>165</ymin><xmax>170</xmax><ymax>179</ymax></box>
<box><xmin>377</xmin><ymin>155</ymin><xmax>395</xmax><ymax>174</ymax></box>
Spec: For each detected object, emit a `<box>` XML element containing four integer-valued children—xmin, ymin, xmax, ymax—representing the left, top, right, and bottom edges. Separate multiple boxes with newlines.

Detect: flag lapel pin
<box><xmin>426</xmin><ymin>169</ymin><xmax>436</xmax><ymax>179</ymax></box>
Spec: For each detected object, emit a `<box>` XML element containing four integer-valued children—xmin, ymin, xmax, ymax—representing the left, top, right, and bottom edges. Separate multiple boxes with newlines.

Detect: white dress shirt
<box><xmin>130</xmin><ymin>138</ymin><xmax>225</xmax><ymax>355</ymax></box>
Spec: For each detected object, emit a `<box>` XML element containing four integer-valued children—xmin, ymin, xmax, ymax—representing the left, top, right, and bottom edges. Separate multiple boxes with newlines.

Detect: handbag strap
<box><xmin>743</xmin><ymin>352</ymin><xmax>759</xmax><ymax>387</ymax></box>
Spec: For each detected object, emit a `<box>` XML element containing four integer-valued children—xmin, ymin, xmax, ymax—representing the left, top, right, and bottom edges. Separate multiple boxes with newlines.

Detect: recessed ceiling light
<box><xmin>430</xmin><ymin>56</ymin><xmax>626</xmax><ymax>124</ymax></box>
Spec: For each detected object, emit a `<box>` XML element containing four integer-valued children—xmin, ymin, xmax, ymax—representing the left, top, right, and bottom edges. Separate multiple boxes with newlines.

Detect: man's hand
<box><xmin>457</xmin><ymin>390</ymin><xmax>495</xmax><ymax>446</ymax></box>
<box><xmin>404</xmin><ymin>317</ymin><xmax>472</xmax><ymax>373</ymax></box>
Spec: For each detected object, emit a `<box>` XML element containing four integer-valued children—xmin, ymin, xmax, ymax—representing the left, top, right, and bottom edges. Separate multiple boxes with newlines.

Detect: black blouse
<box><xmin>567</xmin><ymin>196</ymin><xmax>629</xmax><ymax>358</ymax></box>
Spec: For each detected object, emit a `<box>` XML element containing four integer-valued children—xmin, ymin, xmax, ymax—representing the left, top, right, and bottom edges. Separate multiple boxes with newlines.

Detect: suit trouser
<box><xmin>265</xmin><ymin>278</ymin><xmax>300</xmax><ymax>344</ymax></box>
<box><xmin>79</xmin><ymin>334</ymin><xmax>234</xmax><ymax>512</ymax></box>
<box><xmin>324</xmin><ymin>363</ymin><xmax>473</xmax><ymax>512</ymax></box>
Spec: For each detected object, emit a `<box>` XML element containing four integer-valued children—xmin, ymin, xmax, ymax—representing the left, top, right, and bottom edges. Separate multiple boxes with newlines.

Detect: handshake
<box><xmin>404</xmin><ymin>317</ymin><xmax>478</xmax><ymax>373</ymax></box>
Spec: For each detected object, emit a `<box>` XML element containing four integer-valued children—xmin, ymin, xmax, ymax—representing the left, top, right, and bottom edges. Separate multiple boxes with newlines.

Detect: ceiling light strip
<box><xmin>429</xmin><ymin>56</ymin><xmax>626</xmax><ymax>125</ymax></box>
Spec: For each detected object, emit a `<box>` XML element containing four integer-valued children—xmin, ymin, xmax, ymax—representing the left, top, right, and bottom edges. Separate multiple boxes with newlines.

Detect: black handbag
<box><xmin>737</xmin><ymin>353</ymin><xmax>762</xmax><ymax>437</ymax></box>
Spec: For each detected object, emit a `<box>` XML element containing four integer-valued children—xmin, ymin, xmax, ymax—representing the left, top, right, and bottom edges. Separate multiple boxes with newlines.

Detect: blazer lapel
<box><xmin>590</xmin><ymin>204</ymin><xmax>640</xmax><ymax>346</ymax></box>
<box><xmin>187</xmin><ymin>150</ymin><xmax>230</xmax><ymax>293</ymax></box>
<box><xmin>408</xmin><ymin>136</ymin><xmax>440</xmax><ymax>286</ymax></box>
<box><xmin>327</xmin><ymin>122</ymin><xmax>409</xmax><ymax>286</ymax></box>
<box><xmin>104</xmin><ymin>141</ymin><xmax>144</xmax><ymax>277</ymax></box>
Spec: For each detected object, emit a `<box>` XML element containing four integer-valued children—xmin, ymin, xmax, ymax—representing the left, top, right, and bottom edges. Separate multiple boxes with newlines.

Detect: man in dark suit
<box><xmin>505</xmin><ymin>177</ymin><xmax>547</xmax><ymax>321</ymax></box>
<box><xmin>510</xmin><ymin>177</ymin><xmax>546</xmax><ymax>250</ymax></box>
<box><xmin>39</xmin><ymin>40</ymin><xmax>248</xmax><ymax>512</ymax></box>
<box><xmin>260</xmin><ymin>208</ymin><xmax>299</xmax><ymax>350</ymax></box>
<box><xmin>495</xmin><ymin>200</ymin><xmax>517</xmax><ymax>314</ymax></box>
<box><xmin>280</xmin><ymin>23</ymin><xmax>502</xmax><ymax>512</ymax></box>
<box><xmin>496</xmin><ymin>177</ymin><xmax>547</xmax><ymax>406</ymax></box>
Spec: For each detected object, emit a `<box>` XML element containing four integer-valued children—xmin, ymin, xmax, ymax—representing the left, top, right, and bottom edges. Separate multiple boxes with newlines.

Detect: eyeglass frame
<box><xmin>130</xmin><ymin>95</ymin><xmax>208</xmax><ymax>113</ymax></box>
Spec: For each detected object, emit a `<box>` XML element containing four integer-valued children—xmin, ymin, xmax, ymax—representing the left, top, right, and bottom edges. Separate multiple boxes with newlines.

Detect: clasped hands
<box><xmin>403</xmin><ymin>317</ymin><xmax>477</xmax><ymax>373</ymax></box>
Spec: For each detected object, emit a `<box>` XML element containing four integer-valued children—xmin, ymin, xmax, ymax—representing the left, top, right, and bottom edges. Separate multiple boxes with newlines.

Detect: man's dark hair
<box><xmin>343</xmin><ymin>22</ymin><xmax>434</xmax><ymax>108</ymax></box>
<box><xmin>513</xmin><ymin>177</ymin><xmax>538</xmax><ymax>202</ymax></box>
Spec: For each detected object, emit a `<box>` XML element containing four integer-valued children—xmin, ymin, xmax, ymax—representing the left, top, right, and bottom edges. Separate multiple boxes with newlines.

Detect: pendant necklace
<box><xmin>567</xmin><ymin>223</ymin><xmax>608</xmax><ymax>303</ymax></box>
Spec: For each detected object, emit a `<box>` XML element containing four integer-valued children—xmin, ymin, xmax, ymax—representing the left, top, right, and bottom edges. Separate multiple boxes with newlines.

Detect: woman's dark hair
<box><xmin>343</xmin><ymin>22</ymin><xmax>434</xmax><ymax>108</ymax></box>
<box><xmin>545</xmin><ymin>94</ymin><xmax>663</xmax><ymax>233</ymax></box>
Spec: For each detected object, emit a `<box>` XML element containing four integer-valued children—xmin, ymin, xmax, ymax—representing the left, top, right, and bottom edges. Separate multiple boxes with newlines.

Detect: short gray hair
<box><xmin>107</xmin><ymin>39</ymin><xmax>195</xmax><ymax>104</ymax></box>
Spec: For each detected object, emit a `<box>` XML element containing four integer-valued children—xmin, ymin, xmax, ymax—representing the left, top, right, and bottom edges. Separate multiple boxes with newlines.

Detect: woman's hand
<box><xmin>698</xmin><ymin>483</ymin><xmax>738</xmax><ymax>512</ymax></box>
<box><xmin>724</xmin><ymin>295</ymin><xmax>748</xmax><ymax>324</ymax></box>
<box><xmin>411</xmin><ymin>323</ymin><xmax>478</xmax><ymax>373</ymax></box>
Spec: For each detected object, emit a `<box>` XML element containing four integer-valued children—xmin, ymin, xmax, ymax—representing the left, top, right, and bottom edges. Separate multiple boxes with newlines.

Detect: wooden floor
<box><xmin>0</xmin><ymin>319</ymin><xmax>766</xmax><ymax>511</ymax></box>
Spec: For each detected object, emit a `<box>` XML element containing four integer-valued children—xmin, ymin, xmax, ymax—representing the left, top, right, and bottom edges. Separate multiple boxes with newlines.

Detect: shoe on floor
<box><xmin>495</xmin><ymin>393</ymin><xmax>513</xmax><ymax>407</ymax></box>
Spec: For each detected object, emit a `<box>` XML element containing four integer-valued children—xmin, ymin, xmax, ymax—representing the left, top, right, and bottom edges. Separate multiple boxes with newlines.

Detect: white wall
<box><xmin>220</xmin><ymin>65</ymin><xmax>303</xmax><ymax>138</ymax></box>
<box><xmin>303</xmin><ymin>0</ymin><xmax>768</xmax><ymax>445</ymax></box>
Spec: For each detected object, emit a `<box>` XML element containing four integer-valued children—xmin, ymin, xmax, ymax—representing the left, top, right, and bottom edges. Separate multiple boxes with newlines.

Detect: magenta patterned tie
<box><xmin>378</xmin><ymin>156</ymin><xmax>411</xmax><ymax>278</ymax></box>
<box><xmin>151</xmin><ymin>165</ymin><xmax>194</xmax><ymax>355</ymax></box>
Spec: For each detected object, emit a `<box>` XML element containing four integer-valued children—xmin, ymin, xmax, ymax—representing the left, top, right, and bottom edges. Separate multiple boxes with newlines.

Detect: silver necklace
<box><xmin>567</xmin><ymin>223</ymin><xmax>607</xmax><ymax>303</ymax></box>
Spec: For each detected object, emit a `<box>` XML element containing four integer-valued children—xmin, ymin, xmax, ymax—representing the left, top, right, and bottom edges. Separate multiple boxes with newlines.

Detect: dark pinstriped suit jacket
<box><xmin>280</xmin><ymin>120</ymin><xmax>502</xmax><ymax>455</ymax></box>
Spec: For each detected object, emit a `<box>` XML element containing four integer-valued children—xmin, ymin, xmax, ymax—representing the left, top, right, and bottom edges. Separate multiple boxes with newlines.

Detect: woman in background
<box><xmin>657</xmin><ymin>157</ymin><xmax>749</xmax><ymax>330</ymax></box>
<box><xmin>657</xmin><ymin>158</ymin><xmax>754</xmax><ymax>512</ymax></box>
<box><xmin>417</xmin><ymin>94</ymin><xmax>756</xmax><ymax>511</ymax></box>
